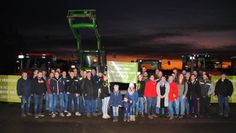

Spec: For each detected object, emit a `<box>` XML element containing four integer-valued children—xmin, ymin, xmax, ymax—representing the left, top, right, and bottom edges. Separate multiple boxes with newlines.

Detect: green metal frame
<box><xmin>67</xmin><ymin>9</ymin><xmax>104</xmax><ymax>71</ymax></box>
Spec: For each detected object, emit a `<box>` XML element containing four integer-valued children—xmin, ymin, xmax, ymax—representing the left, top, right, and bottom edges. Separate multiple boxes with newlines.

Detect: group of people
<box><xmin>17</xmin><ymin>67</ymin><xmax>234</xmax><ymax>122</ymax></box>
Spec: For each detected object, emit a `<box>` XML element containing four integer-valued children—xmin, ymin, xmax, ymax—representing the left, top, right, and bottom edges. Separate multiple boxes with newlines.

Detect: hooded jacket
<box><xmin>126</xmin><ymin>88</ymin><xmax>138</xmax><ymax>105</ymax></box>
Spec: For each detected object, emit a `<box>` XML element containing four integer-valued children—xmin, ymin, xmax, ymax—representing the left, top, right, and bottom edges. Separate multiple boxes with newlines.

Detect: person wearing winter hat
<box><xmin>126</xmin><ymin>83</ymin><xmax>138</xmax><ymax>121</ymax></box>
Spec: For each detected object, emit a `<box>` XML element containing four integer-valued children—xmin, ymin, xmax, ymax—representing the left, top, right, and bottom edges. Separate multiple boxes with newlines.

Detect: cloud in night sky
<box><xmin>1</xmin><ymin>0</ymin><xmax>236</xmax><ymax>59</ymax></box>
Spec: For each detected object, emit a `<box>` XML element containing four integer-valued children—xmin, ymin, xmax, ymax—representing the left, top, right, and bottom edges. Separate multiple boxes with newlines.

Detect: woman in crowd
<box><xmin>126</xmin><ymin>83</ymin><xmax>138</xmax><ymax>122</ymax></box>
<box><xmin>100</xmin><ymin>75</ymin><xmax>111</xmax><ymax>119</ymax></box>
<box><xmin>109</xmin><ymin>85</ymin><xmax>122</xmax><ymax>122</ymax></box>
<box><xmin>176</xmin><ymin>73</ymin><xmax>188</xmax><ymax>118</ymax></box>
<box><xmin>156</xmin><ymin>76</ymin><xmax>169</xmax><ymax>117</ymax></box>
<box><xmin>187</xmin><ymin>74</ymin><xmax>201</xmax><ymax>118</ymax></box>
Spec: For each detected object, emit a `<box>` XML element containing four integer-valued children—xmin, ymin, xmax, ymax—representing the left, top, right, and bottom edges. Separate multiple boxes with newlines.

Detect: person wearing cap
<box><xmin>215</xmin><ymin>74</ymin><xmax>233</xmax><ymax>118</ymax></box>
<box><xmin>126</xmin><ymin>83</ymin><xmax>138</xmax><ymax>121</ymax></box>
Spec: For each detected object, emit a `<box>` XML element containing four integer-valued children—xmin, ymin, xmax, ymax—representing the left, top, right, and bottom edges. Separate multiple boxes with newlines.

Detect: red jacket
<box><xmin>169</xmin><ymin>82</ymin><xmax>178</xmax><ymax>101</ymax></box>
<box><xmin>144</xmin><ymin>80</ymin><xmax>157</xmax><ymax>97</ymax></box>
<box><xmin>46</xmin><ymin>78</ymin><xmax>52</xmax><ymax>94</ymax></box>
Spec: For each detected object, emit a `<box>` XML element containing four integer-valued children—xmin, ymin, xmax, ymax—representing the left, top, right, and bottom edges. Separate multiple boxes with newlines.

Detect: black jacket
<box><xmin>215</xmin><ymin>79</ymin><xmax>233</xmax><ymax>97</ymax></box>
<box><xmin>187</xmin><ymin>80</ymin><xmax>201</xmax><ymax>99</ymax></box>
<box><xmin>32</xmin><ymin>78</ymin><xmax>46</xmax><ymax>95</ymax></box>
<box><xmin>137</xmin><ymin>80</ymin><xmax>145</xmax><ymax>97</ymax></box>
<box><xmin>65</xmin><ymin>77</ymin><xmax>81</xmax><ymax>94</ymax></box>
<box><xmin>82</xmin><ymin>78</ymin><xmax>98</xmax><ymax>100</ymax></box>
<box><xmin>100</xmin><ymin>80</ymin><xmax>110</xmax><ymax>98</ymax></box>
<box><xmin>17</xmin><ymin>78</ymin><xmax>32</xmax><ymax>97</ymax></box>
<box><xmin>50</xmin><ymin>77</ymin><xmax>66</xmax><ymax>94</ymax></box>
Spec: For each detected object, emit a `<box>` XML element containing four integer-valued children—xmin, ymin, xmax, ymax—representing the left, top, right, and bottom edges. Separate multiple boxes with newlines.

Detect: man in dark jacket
<box><xmin>82</xmin><ymin>71</ymin><xmax>98</xmax><ymax>117</ymax></box>
<box><xmin>17</xmin><ymin>71</ymin><xmax>32</xmax><ymax>117</ymax></box>
<box><xmin>199</xmin><ymin>74</ymin><xmax>214</xmax><ymax>117</ymax></box>
<box><xmin>65</xmin><ymin>70</ymin><xmax>81</xmax><ymax>117</ymax></box>
<box><xmin>215</xmin><ymin>74</ymin><xmax>234</xmax><ymax>118</ymax></box>
<box><xmin>32</xmin><ymin>71</ymin><xmax>46</xmax><ymax>118</ymax></box>
<box><xmin>187</xmin><ymin>74</ymin><xmax>201</xmax><ymax>118</ymax></box>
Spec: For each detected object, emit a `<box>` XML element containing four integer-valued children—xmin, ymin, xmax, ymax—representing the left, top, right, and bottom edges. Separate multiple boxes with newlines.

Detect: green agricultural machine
<box><xmin>67</xmin><ymin>9</ymin><xmax>106</xmax><ymax>72</ymax></box>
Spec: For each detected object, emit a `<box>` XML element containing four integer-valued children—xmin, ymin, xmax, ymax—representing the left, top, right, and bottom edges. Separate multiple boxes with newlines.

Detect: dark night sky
<box><xmin>1</xmin><ymin>0</ymin><xmax>236</xmax><ymax>60</ymax></box>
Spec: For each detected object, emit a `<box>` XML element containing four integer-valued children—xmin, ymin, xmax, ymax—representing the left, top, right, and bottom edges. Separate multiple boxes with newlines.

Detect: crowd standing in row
<box><xmin>17</xmin><ymin>67</ymin><xmax>234</xmax><ymax>122</ymax></box>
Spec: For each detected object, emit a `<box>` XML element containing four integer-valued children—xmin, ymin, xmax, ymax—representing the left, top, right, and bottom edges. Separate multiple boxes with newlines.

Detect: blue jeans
<box><xmin>178</xmin><ymin>96</ymin><xmax>186</xmax><ymax>115</ymax></box>
<box><xmin>85</xmin><ymin>99</ymin><xmax>96</xmax><ymax>115</ymax></box>
<box><xmin>168</xmin><ymin>100</ymin><xmax>178</xmax><ymax>117</ymax></box>
<box><xmin>68</xmin><ymin>94</ymin><xmax>80</xmax><ymax>113</ymax></box>
<box><xmin>48</xmin><ymin>94</ymin><xmax>54</xmax><ymax>112</ymax></box>
<box><xmin>102</xmin><ymin>97</ymin><xmax>110</xmax><ymax>115</ymax></box>
<box><xmin>146</xmin><ymin>97</ymin><xmax>157</xmax><ymax>115</ymax></box>
<box><xmin>20</xmin><ymin>96</ymin><xmax>31</xmax><ymax>113</ymax></box>
<box><xmin>185</xmin><ymin>98</ymin><xmax>190</xmax><ymax>115</ymax></box>
<box><xmin>34</xmin><ymin>95</ymin><xmax>43</xmax><ymax>114</ymax></box>
<box><xmin>112</xmin><ymin>106</ymin><xmax>119</xmax><ymax>117</ymax></box>
<box><xmin>124</xmin><ymin>112</ymin><xmax>130</xmax><ymax>120</ymax></box>
<box><xmin>97</xmin><ymin>97</ymin><xmax>103</xmax><ymax>113</ymax></box>
<box><xmin>218</xmin><ymin>95</ymin><xmax>230</xmax><ymax>117</ymax></box>
<box><xmin>64</xmin><ymin>93</ymin><xmax>69</xmax><ymax>112</ymax></box>
<box><xmin>45</xmin><ymin>92</ymin><xmax>49</xmax><ymax>110</ymax></box>
<box><xmin>136</xmin><ymin>97</ymin><xmax>144</xmax><ymax>114</ymax></box>
<box><xmin>79</xmin><ymin>95</ymin><xmax>85</xmax><ymax>113</ymax></box>
<box><xmin>130</xmin><ymin>104</ymin><xmax>136</xmax><ymax>115</ymax></box>
<box><xmin>58</xmin><ymin>93</ymin><xmax>64</xmax><ymax>112</ymax></box>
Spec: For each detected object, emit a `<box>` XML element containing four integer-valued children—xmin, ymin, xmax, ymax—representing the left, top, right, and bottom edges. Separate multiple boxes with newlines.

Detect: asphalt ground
<box><xmin>0</xmin><ymin>103</ymin><xmax>236</xmax><ymax>133</ymax></box>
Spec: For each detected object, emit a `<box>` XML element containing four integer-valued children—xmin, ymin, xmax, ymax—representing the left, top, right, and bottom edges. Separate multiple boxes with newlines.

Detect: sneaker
<box><xmin>92</xmin><ymin>113</ymin><xmax>97</xmax><ymax>117</ymax></box>
<box><xmin>39</xmin><ymin>114</ymin><xmax>45</xmax><ymax>117</ymax></box>
<box><xmin>21</xmin><ymin>113</ymin><xmax>26</xmax><ymax>117</ymax></box>
<box><xmin>169</xmin><ymin>116</ymin><xmax>174</xmax><ymax>120</ymax></box>
<box><xmin>113</xmin><ymin>119</ymin><xmax>118</xmax><ymax>122</ymax></box>
<box><xmin>75</xmin><ymin>112</ymin><xmax>81</xmax><ymax>116</ymax></box>
<box><xmin>52</xmin><ymin>113</ymin><xmax>56</xmax><ymax>118</ymax></box>
<box><xmin>106</xmin><ymin>114</ymin><xmax>111</xmax><ymax>119</ymax></box>
<box><xmin>66</xmin><ymin>112</ymin><xmax>72</xmax><ymax>117</ymax></box>
<box><xmin>148</xmin><ymin>115</ymin><xmax>153</xmax><ymax>119</ymax></box>
<box><xmin>179</xmin><ymin>115</ymin><xmax>184</xmax><ymax>119</ymax></box>
<box><xmin>152</xmin><ymin>114</ymin><xmax>158</xmax><ymax>118</ymax></box>
<box><xmin>141</xmin><ymin>113</ymin><xmax>145</xmax><ymax>118</ymax></box>
<box><xmin>60</xmin><ymin>113</ymin><xmax>65</xmax><ymax>117</ymax></box>
<box><xmin>35</xmin><ymin>115</ymin><xmax>39</xmax><ymax>119</ymax></box>
<box><xmin>27</xmin><ymin>113</ymin><xmax>32</xmax><ymax>116</ymax></box>
<box><xmin>87</xmin><ymin>113</ymin><xmax>91</xmax><ymax>118</ymax></box>
<box><xmin>64</xmin><ymin>110</ymin><xmax>68</xmax><ymax>113</ymax></box>
<box><xmin>102</xmin><ymin>115</ymin><xmax>108</xmax><ymax>119</ymax></box>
